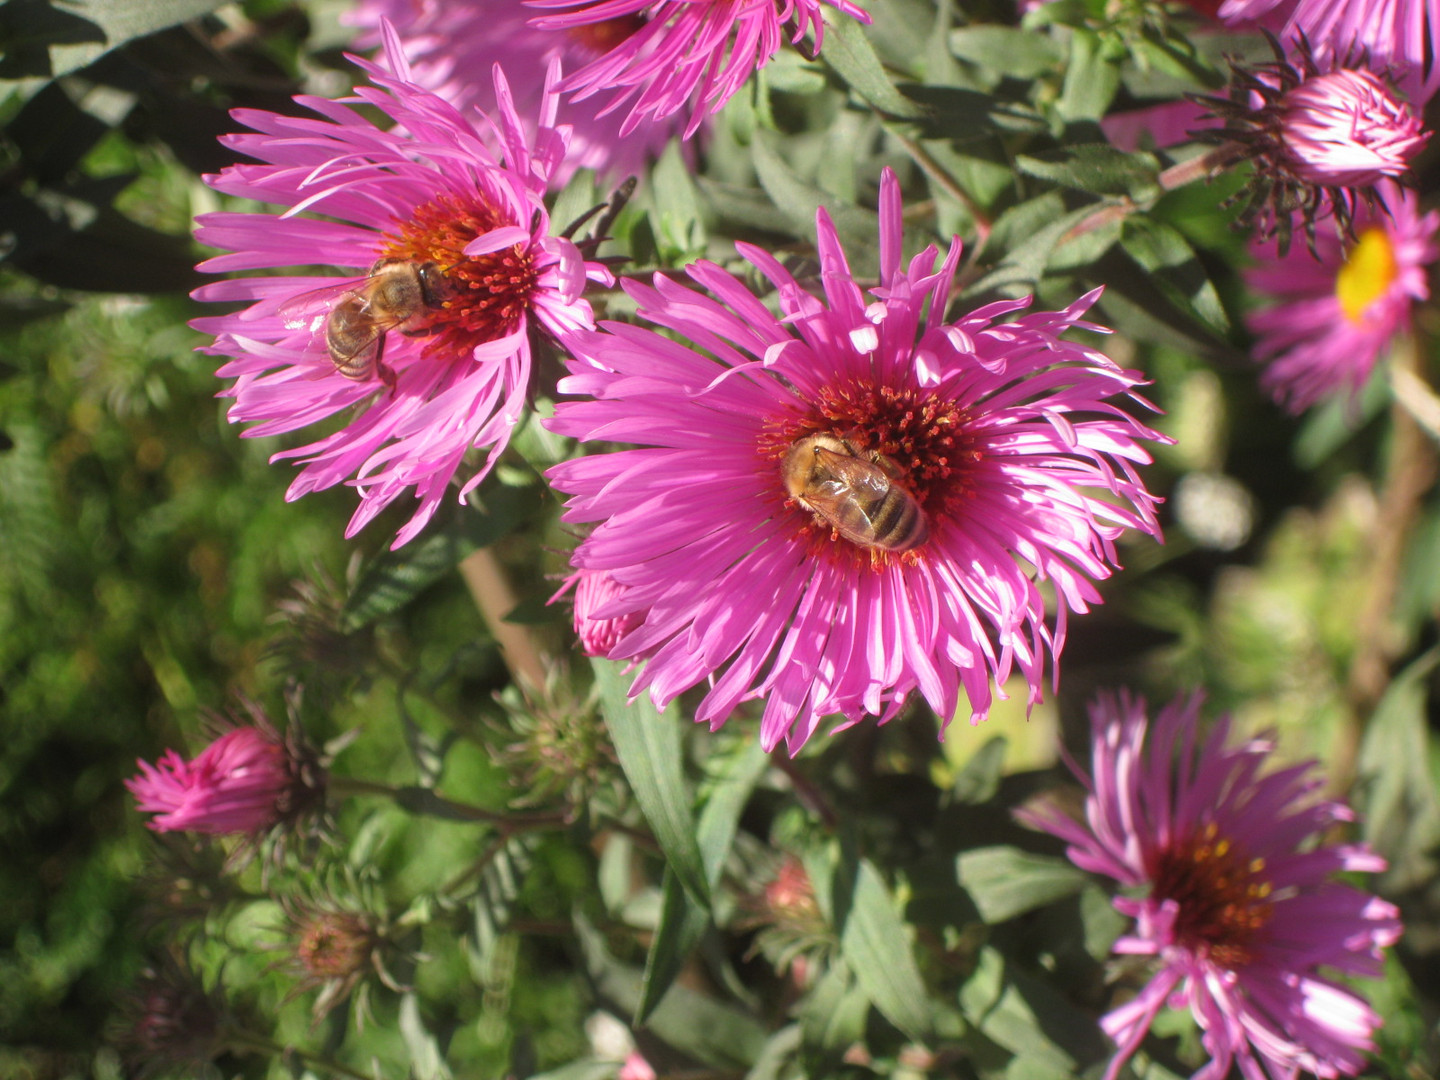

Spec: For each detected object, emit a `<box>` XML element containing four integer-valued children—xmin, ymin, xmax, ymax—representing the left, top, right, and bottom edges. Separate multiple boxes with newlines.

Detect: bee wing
<box><xmin>277</xmin><ymin>276</ymin><xmax>371</xmax><ymax>334</ymax></box>
<box><xmin>813</xmin><ymin>446</ymin><xmax>893</xmax><ymax>500</ymax></box>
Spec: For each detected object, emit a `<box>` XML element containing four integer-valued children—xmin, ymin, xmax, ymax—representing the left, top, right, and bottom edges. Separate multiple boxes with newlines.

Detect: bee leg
<box><xmin>374</xmin><ymin>333</ymin><xmax>397</xmax><ymax>393</ymax></box>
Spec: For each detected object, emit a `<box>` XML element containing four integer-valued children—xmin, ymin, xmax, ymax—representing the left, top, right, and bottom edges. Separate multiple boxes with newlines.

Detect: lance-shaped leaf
<box><xmin>592</xmin><ymin>658</ymin><xmax>709</xmax><ymax>908</ymax></box>
<box><xmin>1119</xmin><ymin>216</ymin><xmax>1230</xmax><ymax>337</ymax></box>
<box><xmin>955</xmin><ymin>846</ymin><xmax>1088</xmax><ymax>924</ymax></box>
<box><xmin>0</xmin><ymin>0</ymin><xmax>229</xmax><ymax>83</ymax></box>
<box><xmin>823</xmin><ymin>850</ymin><xmax>932</xmax><ymax>1041</ymax></box>
<box><xmin>820</xmin><ymin>12</ymin><xmax>927</xmax><ymax>119</ymax></box>
<box><xmin>635</xmin><ymin>738</ymin><xmax>769</xmax><ymax>1023</ymax></box>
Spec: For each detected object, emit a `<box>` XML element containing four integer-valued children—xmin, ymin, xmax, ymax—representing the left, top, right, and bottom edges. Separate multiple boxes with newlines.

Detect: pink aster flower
<box><xmin>344</xmin><ymin>0</ymin><xmax>683</xmax><ymax>187</ymax></box>
<box><xmin>1247</xmin><ymin>181</ymin><xmax>1440</xmax><ymax>411</ymax></box>
<box><xmin>546</xmin><ymin>168</ymin><xmax>1167</xmax><ymax>754</ymax></box>
<box><xmin>1018</xmin><ymin>691</ymin><xmax>1400</xmax><ymax>1080</ymax></box>
<box><xmin>192</xmin><ymin>24</ymin><xmax>611</xmax><ymax>548</ymax></box>
<box><xmin>1219</xmin><ymin>0</ymin><xmax>1440</xmax><ymax>103</ymax></box>
<box><xmin>1201</xmin><ymin>39</ymin><xmax>1428</xmax><ymax>248</ymax></box>
<box><xmin>525</xmin><ymin>0</ymin><xmax>871</xmax><ymax>138</ymax></box>
<box><xmin>126</xmin><ymin>725</ymin><xmax>318</xmax><ymax>836</ymax></box>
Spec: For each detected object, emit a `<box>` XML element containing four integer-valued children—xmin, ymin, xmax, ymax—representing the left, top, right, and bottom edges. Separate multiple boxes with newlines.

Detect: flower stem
<box><xmin>1337</xmin><ymin>336</ymin><xmax>1438</xmax><ymax>791</ymax></box>
<box><xmin>1156</xmin><ymin>142</ymin><xmax>1246</xmax><ymax>191</ymax></box>
<box><xmin>327</xmin><ymin>774</ymin><xmax>567</xmax><ymax>828</ymax></box>
<box><xmin>889</xmin><ymin>127</ymin><xmax>993</xmax><ymax>261</ymax></box>
<box><xmin>224</xmin><ymin>1030</ymin><xmax>375</xmax><ymax>1080</ymax></box>
<box><xmin>458</xmin><ymin>547</ymin><xmax>552</xmax><ymax>700</ymax></box>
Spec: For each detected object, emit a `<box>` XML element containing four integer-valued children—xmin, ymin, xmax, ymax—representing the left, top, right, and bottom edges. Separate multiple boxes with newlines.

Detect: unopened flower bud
<box><xmin>1279</xmin><ymin>69</ymin><xmax>1428</xmax><ymax>187</ymax></box>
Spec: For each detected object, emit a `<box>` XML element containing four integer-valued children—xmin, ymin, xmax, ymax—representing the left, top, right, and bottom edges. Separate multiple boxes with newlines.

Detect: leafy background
<box><xmin>2</xmin><ymin>0</ymin><xmax>1438</xmax><ymax>1077</ymax></box>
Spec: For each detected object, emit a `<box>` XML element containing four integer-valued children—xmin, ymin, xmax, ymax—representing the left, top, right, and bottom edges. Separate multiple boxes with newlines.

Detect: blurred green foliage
<box><xmin>2</xmin><ymin>0</ymin><xmax>1439</xmax><ymax>1077</ymax></box>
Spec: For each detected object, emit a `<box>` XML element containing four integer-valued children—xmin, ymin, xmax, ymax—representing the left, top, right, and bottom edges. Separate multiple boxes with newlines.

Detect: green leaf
<box><xmin>1016</xmin><ymin>144</ymin><xmax>1160</xmax><ymax>199</ymax></box>
<box><xmin>751</xmin><ymin>129</ymin><xmax>876</xmax><ymax>259</ymax></box>
<box><xmin>832</xmin><ymin>855</ymin><xmax>933</xmax><ymax>1040</ymax></box>
<box><xmin>797</xmin><ymin>961</ymin><xmax>872</xmax><ymax>1058</ymax></box>
<box><xmin>340</xmin><ymin>485</ymin><xmax>536</xmax><ymax>630</ymax></box>
<box><xmin>959</xmin><ymin>948</ymin><xmax>1109</xmax><ymax>1072</ymax></box>
<box><xmin>949</xmin><ymin>26</ymin><xmax>1061</xmax><ymax>79</ymax></box>
<box><xmin>955</xmin><ymin>846</ymin><xmax>1088</xmax><ymax>924</ymax></box>
<box><xmin>0</xmin><ymin>0</ymin><xmax>229</xmax><ymax>83</ymax></box>
<box><xmin>1119</xmin><ymin>217</ymin><xmax>1230</xmax><ymax>336</ymax></box>
<box><xmin>399</xmin><ymin>992</ymin><xmax>454</xmax><ymax>1080</ymax></box>
<box><xmin>1357</xmin><ymin>648</ymin><xmax>1440</xmax><ymax>890</ymax></box>
<box><xmin>636</xmin><ymin>738</ymin><xmax>770</xmax><ymax>1023</ymax></box>
<box><xmin>575</xmin><ymin>913</ymin><xmax>768</xmax><ymax>1069</ymax></box>
<box><xmin>1058</xmin><ymin>27</ymin><xmax>1122</xmax><ymax>122</ymax></box>
<box><xmin>968</xmin><ymin>194</ymin><xmax>1095</xmax><ymax>298</ymax></box>
<box><xmin>651</xmin><ymin>140</ymin><xmax>707</xmax><ymax>263</ymax></box>
<box><xmin>591</xmin><ymin>657</ymin><xmax>709</xmax><ymax>908</ymax></box>
<box><xmin>820</xmin><ymin>13</ymin><xmax>927</xmax><ymax>119</ymax></box>
<box><xmin>950</xmin><ymin>735</ymin><xmax>1007</xmax><ymax>805</ymax></box>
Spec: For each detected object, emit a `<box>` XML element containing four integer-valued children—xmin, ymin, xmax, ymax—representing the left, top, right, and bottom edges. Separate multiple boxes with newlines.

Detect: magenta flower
<box><xmin>547</xmin><ymin>169</ymin><xmax>1167</xmax><ymax>754</ymax></box>
<box><xmin>1219</xmin><ymin>0</ymin><xmax>1440</xmax><ymax>103</ymax></box>
<box><xmin>1278</xmin><ymin>68</ymin><xmax>1429</xmax><ymax>187</ymax></box>
<box><xmin>192</xmin><ymin>24</ymin><xmax>610</xmax><ymax>547</ymax></box>
<box><xmin>1018</xmin><ymin>692</ymin><xmax>1400</xmax><ymax>1080</ymax></box>
<box><xmin>553</xmin><ymin>567</ymin><xmax>648</xmax><ymax>658</ymax></box>
<box><xmin>525</xmin><ymin>0</ymin><xmax>870</xmax><ymax>138</ymax></box>
<box><xmin>1247</xmin><ymin>182</ymin><xmax>1440</xmax><ymax>411</ymax></box>
<box><xmin>1202</xmin><ymin>40</ymin><xmax>1428</xmax><ymax>247</ymax></box>
<box><xmin>344</xmin><ymin>0</ymin><xmax>683</xmax><ymax>187</ymax></box>
<box><xmin>126</xmin><ymin>727</ymin><xmax>306</xmax><ymax>836</ymax></box>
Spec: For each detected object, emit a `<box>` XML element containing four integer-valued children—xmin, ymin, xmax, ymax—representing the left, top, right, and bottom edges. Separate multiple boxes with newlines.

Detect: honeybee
<box><xmin>781</xmin><ymin>433</ymin><xmax>929</xmax><ymax>553</ymax></box>
<box><xmin>279</xmin><ymin>258</ymin><xmax>454</xmax><ymax>385</ymax></box>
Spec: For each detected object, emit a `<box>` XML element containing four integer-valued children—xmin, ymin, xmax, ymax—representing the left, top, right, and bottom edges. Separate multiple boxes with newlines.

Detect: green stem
<box><xmin>327</xmin><ymin>775</ymin><xmax>569</xmax><ymax>829</ymax></box>
<box><xmin>1155</xmin><ymin>142</ymin><xmax>1247</xmax><ymax>191</ymax></box>
<box><xmin>224</xmin><ymin>1030</ymin><xmax>375</xmax><ymax>1080</ymax></box>
<box><xmin>1337</xmin><ymin>335</ymin><xmax>1438</xmax><ymax>792</ymax></box>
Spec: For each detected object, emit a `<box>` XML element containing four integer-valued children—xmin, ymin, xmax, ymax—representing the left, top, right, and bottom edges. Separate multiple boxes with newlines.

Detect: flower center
<box><xmin>759</xmin><ymin>379</ymin><xmax>977</xmax><ymax>568</ymax></box>
<box><xmin>379</xmin><ymin>191</ymin><xmax>537</xmax><ymax>361</ymax></box>
<box><xmin>1150</xmin><ymin>823</ymin><xmax>1273</xmax><ymax>967</ymax></box>
<box><xmin>566</xmin><ymin>15</ymin><xmax>645</xmax><ymax>55</ymax></box>
<box><xmin>1335</xmin><ymin>226</ymin><xmax>1398</xmax><ymax>325</ymax></box>
<box><xmin>297</xmin><ymin>912</ymin><xmax>375</xmax><ymax>979</ymax></box>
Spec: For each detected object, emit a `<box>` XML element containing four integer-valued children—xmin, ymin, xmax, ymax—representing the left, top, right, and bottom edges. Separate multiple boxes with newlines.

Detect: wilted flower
<box><xmin>1247</xmin><ymin>181</ymin><xmax>1440</xmax><ymax>411</ymax></box>
<box><xmin>739</xmin><ymin>856</ymin><xmax>831</xmax><ymax>979</ymax></box>
<box><xmin>273</xmin><ymin>889</ymin><xmax>402</xmax><ymax>1026</ymax></box>
<box><xmin>345</xmin><ymin>0</ymin><xmax>683</xmax><ymax>186</ymax></box>
<box><xmin>117</xmin><ymin>954</ymin><xmax>229</xmax><ymax>1074</ymax></box>
<box><xmin>526</xmin><ymin>0</ymin><xmax>870</xmax><ymax>138</ymax></box>
<box><xmin>192</xmin><ymin>24</ymin><xmax>610</xmax><ymax>548</ymax></box>
<box><xmin>126</xmin><ymin>701</ymin><xmax>325</xmax><ymax>851</ymax></box>
<box><xmin>1201</xmin><ymin>37</ymin><xmax>1428</xmax><ymax>250</ymax></box>
<box><xmin>1219</xmin><ymin>0</ymin><xmax>1440</xmax><ymax>103</ymax></box>
<box><xmin>1018</xmin><ymin>691</ymin><xmax>1401</xmax><ymax>1080</ymax></box>
<box><xmin>491</xmin><ymin>676</ymin><xmax>620</xmax><ymax>814</ymax></box>
<box><xmin>547</xmin><ymin>168</ymin><xmax>1167</xmax><ymax>754</ymax></box>
<box><xmin>267</xmin><ymin>561</ymin><xmax>374</xmax><ymax>687</ymax></box>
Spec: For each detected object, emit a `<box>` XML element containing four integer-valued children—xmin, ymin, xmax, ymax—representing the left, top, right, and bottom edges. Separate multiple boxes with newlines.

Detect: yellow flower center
<box><xmin>1335</xmin><ymin>227</ymin><xmax>1398</xmax><ymax>326</ymax></box>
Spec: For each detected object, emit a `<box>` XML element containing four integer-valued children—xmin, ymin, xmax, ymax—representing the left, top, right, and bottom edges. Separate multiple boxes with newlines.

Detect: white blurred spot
<box><xmin>1173</xmin><ymin>472</ymin><xmax>1255</xmax><ymax>551</ymax></box>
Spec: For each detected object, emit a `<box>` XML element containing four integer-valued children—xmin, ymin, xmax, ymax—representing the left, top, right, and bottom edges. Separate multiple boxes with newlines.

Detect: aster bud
<box><xmin>125</xmin><ymin>700</ymin><xmax>326</xmax><ymax>845</ymax></box>
<box><xmin>1278</xmin><ymin>69</ymin><xmax>1428</xmax><ymax>187</ymax></box>
<box><xmin>552</xmin><ymin>567</ymin><xmax>646</xmax><ymax>658</ymax></box>
<box><xmin>1199</xmin><ymin>34</ymin><xmax>1431</xmax><ymax>252</ymax></box>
